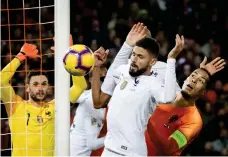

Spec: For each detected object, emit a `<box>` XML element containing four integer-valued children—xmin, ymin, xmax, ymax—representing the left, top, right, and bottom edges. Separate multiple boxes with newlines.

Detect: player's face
<box><xmin>27</xmin><ymin>75</ymin><xmax>49</xmax><ymax>101</ymax></box>
<box><xmin>129</xmin><ymin>46</ymin><xmax>156</xmax><ymax>77</ymax></box>
<box><xmin>182</xmin><ymin>69</ymin><xmax>209</xmax><ymax>98</ymax></box>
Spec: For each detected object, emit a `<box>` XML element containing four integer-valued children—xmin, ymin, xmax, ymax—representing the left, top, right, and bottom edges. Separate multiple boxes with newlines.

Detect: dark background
<box><xmin>1</xmin><ymin>0</ymin><xmax>228</xmax><ymax>156</ymax></box>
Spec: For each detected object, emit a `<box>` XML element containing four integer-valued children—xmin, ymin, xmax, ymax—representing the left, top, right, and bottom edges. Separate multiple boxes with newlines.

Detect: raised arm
<box><xmin>1</xmin><ymin>43</ymin><xmax>39</xmax><ymax>114</ymax></box>
<box><xmin>101</xmin><ymin>23</ymin><xmax>150</xmax><ymax>98</ymax></box>
<box><xmin>91</xmin><ymin>47</ymin><xmax>111</xmax><ymax>109</ymax></box>
<box><xmin>50</xmin><ymin>34</ymin><xmax>87</xmax><ymax>104</ymax></box>
<box><xmin>1</xmin><ymin>58</ymin><xmax>21</xmax><ymax>111</ymax></box>
<box><xmin>69</xmin><ymin>76</ymin><xmax>87</xmax><ymax>103</ymax></box>
<box><xmin>108</xmin><ymin>23</ymin><xmax>149</xmax><ymax>72</ymax></box>
<box><xmin>153</xmin><ymin>35</ymin><xmax>185</xmax><ymax>103</ymax></box>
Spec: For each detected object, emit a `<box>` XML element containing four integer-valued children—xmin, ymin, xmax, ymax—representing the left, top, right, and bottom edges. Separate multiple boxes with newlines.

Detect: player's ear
<box><xmin>25</xmin><ymin>84</ymin><xmax>29</xmax><ymax>93</ymax></box>
<box><xmin>150</xmin><ymin>58</ymin><xmax>157</xmax><ymax>67</ymax></box>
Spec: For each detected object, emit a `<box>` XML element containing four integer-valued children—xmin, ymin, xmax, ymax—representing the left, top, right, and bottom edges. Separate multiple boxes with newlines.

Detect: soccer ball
<box><xmin>63</xmin><ymin>44</ymin><xmax>95</xmax><ymax>76</ymax></box>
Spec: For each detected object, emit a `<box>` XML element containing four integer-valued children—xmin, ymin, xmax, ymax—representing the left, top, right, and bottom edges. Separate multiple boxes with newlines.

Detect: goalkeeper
<box><xmin>0</xmin><ymin>42</ymin><xmax>87</xmax><ymax>156</ymax></box>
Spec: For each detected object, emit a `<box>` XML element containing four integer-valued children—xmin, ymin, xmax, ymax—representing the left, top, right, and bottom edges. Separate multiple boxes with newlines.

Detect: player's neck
<box><xmin>173</xmin><ymin>92</ymin><xmax>195</xmax><ymax>107</ymax></box>
<box><xmin>28</xmin><ymin>97</ymin><xmax>44</xmax><ymax>107</ymax></box>
<box><xmin>143</xmin><ymin>69</ymin><xmax>152</xmax><ymax>76</ymax></box>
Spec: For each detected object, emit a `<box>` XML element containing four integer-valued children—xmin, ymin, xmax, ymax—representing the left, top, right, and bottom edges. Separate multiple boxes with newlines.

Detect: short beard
<box><xmin>180</xmin><ymin>90</ymin><xmax>192</xmax><ymax>100</ymax></box>
<box><xmin>129</xmin><ymin>67</ymin><xmax>147</xmax><ymax>77</ymax></box>
<box><xmin>30</xmin><ymin>93</ymin><xmax>46</xmax><ymax>102</ymax></box>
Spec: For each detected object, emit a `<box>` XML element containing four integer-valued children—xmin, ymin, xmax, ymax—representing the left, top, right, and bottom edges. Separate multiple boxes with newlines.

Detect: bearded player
<box><xmin>91</xmin><ymin>30</ymin><xmax>186</xmax><ymax>156</ymax></box>
<box><xmin>0</xmin><ymin>43</ymin><xmax>87</xmax><ymax>156</ymax></box>
<box><xmin>146</xmin><ymin>57</ymin><xmax>226</xmax><ymax>156</ymax></box>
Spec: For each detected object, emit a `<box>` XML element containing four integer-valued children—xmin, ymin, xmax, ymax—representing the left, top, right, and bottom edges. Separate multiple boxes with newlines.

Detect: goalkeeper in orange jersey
<box><xmin>146</xmin><ymin>57</ymin><xmax>226</xmax><ymax>156</ymax></box>
<box><xmin>0</xmin><ymin>43</ymin><xmax>87</xmax><ymax>156</ymax></box>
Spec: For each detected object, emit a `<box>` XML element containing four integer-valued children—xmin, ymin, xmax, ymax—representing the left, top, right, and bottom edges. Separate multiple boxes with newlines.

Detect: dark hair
<box><xmin>198</xmin><ymin>68</ymin><xmax>212</xmax><ymax>90</ymax></box>
<box><xmin>27</xmin><ymin>70</ymin><xmax>48</xmax><ymax>84</ymax></box>
<box><xmin>199</xmin><ymin>68</ymin><xmax>211</xmax><ymax>78</ymax></box>
<box><xmin>135</xmin><ymin>37</ymin><xmax>160</xmax><ymax>58</ymax></box>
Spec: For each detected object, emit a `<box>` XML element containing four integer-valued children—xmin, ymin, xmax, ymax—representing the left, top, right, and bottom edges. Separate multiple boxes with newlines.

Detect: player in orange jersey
<box><xmin>146</xmin><ymin>57</ymin><xmax>226</xmax><ymax>156</ymax></box>
<box><xmin>0</xmin><ymin>42</ymin><xmax>87</xmax><ymax>156</ymax></box>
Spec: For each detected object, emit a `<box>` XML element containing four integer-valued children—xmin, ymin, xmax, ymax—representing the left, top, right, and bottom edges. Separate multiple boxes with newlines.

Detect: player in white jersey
<box><xmin>70</xmin><ymin>68</ymin><xmax>107</xmax><ymax>156</ymax></box>
<box><xmin>91</xmin><ymin>30</ymin><xmax>185</xmax><ymax>156</ymax></box>
<box><xmin>108</xmin><ymin>23</ymin><xmax>181</xmax><ymax>96</ymax></box>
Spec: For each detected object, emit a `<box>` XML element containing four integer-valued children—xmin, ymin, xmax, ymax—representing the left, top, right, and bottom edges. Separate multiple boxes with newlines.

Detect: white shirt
<box><xmin>70</xmin><ymin>90</ymin><xmax>105</xmax><ymax>156</ymax></box>
<box><xmin>101</xmin><ymin>59</ymin><xmax>177</xmax><ymax>156</ymax></box>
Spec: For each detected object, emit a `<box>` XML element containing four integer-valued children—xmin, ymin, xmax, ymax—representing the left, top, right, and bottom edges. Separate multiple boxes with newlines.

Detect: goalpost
<box><xmin>54</xmin><ymin>0</ymin><xmax>70</xmax><ymax>155</ymax></box>
<box><xmin>1</xmin><ymin>0</ymin><xmax>70</xmax><ymax>155</ymax></box>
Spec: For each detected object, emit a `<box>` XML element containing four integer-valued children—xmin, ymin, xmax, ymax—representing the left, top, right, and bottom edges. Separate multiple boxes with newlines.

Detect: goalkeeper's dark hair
<box><xmin>135</xmin><ymin>37</ymin><xmax>160</xmax><ymax>58</ymax></box>
<box><xmin>27</xmin><ymin>70</ymin><xmax>49</xmax><ymax>84</ymax></box>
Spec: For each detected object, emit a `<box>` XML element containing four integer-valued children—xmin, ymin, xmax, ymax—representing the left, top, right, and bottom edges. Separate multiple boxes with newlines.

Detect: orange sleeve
<box><xmin>177</xmin><ymin>116</ymin><xmax>203</xmax><ymax>143</ymax></box>
<box><xmin>167</xmin><ymin>115</ymin><xmax>203</xmax><ymax>155</ymax></box>
<box><xmin>154</xmin><ymin>116</ymin><xmax>202</xmax><ymax>155</ymax></box>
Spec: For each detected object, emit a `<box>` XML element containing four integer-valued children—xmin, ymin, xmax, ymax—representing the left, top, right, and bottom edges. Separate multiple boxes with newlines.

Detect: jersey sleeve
<box><xmin>101</xmin><ymin>65</ymin><xmax>122</xmax><ymax>96</ymax></box>
<box><xmin>173</xmin><ymin>121</ymin><xmax>202</xmax><ymax>146</ymax></box>
<box><xmin>84</xmin><ymin>116</ymin><xmax>105</xmax><ymax>150</ymax></box>
<box><xmin>111</xmin><ymin>42</ymin><xmax>133</xmax><ymax>69</ymax></box>
<box><xmin>168</xmin><ymin>118</ymin><xmax>203</xmax><ymax>154</ymax></box>
<box><xmin>151</xmin><ymin>59</ymin><xmax>177</xmax><ymax>103</ymax></box>
<box><xmin>75</xmin><ymin>90</ymin><xmax>88</xmax><ymax>104</ymax></box>
<box><xmin>70</xmin><ymin>76</ymin><xmax>87</xmax><ymax>103</ymax></box>
<box><xmin>0</xmin><ymin>58</ymin><xmax>23</xmax><ymax>116</ymax></box>
<box><xmin>101</xmin><ymin>42</ymin><xmax>132</xmax><ymax>96</ymax></box>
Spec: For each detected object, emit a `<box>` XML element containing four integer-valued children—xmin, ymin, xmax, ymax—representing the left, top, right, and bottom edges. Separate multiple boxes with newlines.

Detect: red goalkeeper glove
<box><xmin>16</xmin><ymin>43</ymin><xmax>40</xmax><ymax>62</ymax></box>
<box><xmin>50</xmin><ymin>34</ymin><xmax>73</xmax><ymax>51</ymax></box>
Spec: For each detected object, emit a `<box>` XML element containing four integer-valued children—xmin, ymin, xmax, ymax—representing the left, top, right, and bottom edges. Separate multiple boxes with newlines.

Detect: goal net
<box><xmin>1</xmin><ymin>0</ymin><xmax>70</xmax><ymax>155</ymax></box>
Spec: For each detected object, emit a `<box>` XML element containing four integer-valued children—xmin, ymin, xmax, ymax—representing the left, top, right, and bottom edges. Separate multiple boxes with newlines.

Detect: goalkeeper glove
<box><xmin>16</xmin><ymin>43</ymin><xmax>40</xmax><ymax>62</ymax></box>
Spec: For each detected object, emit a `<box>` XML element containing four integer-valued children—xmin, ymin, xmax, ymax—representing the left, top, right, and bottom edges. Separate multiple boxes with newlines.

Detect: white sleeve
<box><xmin>152</xmin><ymin>59</ymin><xmax>177</xmax><ymax>103</ymax></box>
<box><xmin>101</xmin><ymin>65</ymin><xmax>122</xmax><ymax>96</ymax></box>
<box><xmin>111</xmin><ymin>42</ymin><xmax>133</xmax><ymax>69</ymax></box>
<box><xmin>101</xmin><ymin>42</ymin><xmax>133</xmax><ymax>96</ymax></box>
<box><xmin>75</xmin><ymin>91</ymin><xmax>87</xmax><ymax>104</ymax></box>
<box><xmin>84</xmin><ymin>116</ymin><xmax>105</xmax><ymax>150</ymax></box>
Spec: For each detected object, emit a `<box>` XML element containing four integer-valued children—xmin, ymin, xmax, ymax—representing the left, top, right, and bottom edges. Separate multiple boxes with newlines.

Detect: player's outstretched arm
<box><xmin>153</xmin><ymin>35</ymin><xmax>184</xmax><ymax>103</ymax></box>
<box><xmin>50</xmin><ymin>34</ymin><xmax>87</xmax><ymax>104</ymax></box>
<box><xmin>69</xmin><ymin>76</ymin><xmax>87</xmax><ymax>103</ymax></box>
<box><xmin>1</xmin><ymin>43</ymin><xmax>39</xmax><ymax>114</ymax></box>
<box><xmin>101</xmin><ymin>23</ymin><xmax>150</xmax><ymax>99</ymax></box>
<box><xmin>110</xmin><ymin>23</ymin><xmax>149</xmax><ymax>69</ymax></box>
<box><xmin>92</xmin><ymin>47</ymin><xmax>111</xmax><ymax>109</ymax></box>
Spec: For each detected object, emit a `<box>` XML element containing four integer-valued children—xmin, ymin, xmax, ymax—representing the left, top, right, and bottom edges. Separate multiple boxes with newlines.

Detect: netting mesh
<box><xmin>1</xmin><ymin>0</ymin><xmax>54</xmax><ymax>155</ymax></box>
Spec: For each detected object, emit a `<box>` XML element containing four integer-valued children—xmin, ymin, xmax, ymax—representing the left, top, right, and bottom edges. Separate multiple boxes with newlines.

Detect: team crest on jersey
<box><xmin>37</xmin><ymin>116</ymin><xmax>43</xmax><ymax>123</ymax></box>
<box><xmin>120</xmin><ymin>80</ymin><xmax>128</xmax><ymax>90</ymax></box>
<box><xmin>45</xmin><ymin>111</ymin><xmax>51</xmax><ymax>116</ymax></box>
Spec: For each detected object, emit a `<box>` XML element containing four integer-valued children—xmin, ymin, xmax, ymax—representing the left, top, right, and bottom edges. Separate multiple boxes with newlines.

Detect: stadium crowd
<box><xmin>1</xmin><ymin>0</ymin><xmax>228</xmax><ymax>156</ymax></box>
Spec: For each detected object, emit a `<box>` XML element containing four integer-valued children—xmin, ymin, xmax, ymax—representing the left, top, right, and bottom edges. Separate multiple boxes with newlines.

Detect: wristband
<box><xmin>16</xmin><ymin>52</ymin><xmax>26</xmax><ymax>62</ymax></box>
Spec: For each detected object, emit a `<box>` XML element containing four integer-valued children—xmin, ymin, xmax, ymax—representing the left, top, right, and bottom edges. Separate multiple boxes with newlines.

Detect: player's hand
<box><xmin>16</xmin><ymin>43</ymin><xmax>40</xmax><ymax>62</ymax></box>
<box><xmin>168</xmin><ymin>34</ymin><xmax>185</xmax><ymax>59</ymax></box>
<box><xmin>94</xmin><ymin>47</ymin><xmax>109</xmax><ymax>67</ymax></box>
<box><xmin>200</xmin><ymin>57</ymin><xmax>226</xmax><ymax>75</ymax></box>
<box><xmin>125</xmin><ymin>23</ymin><xmax>149</xmax><ymax>46</ymax></box>
<box><xmin>51</xmin><ymin>34</ymin><xmax>73</xmax><ymax>51</ymax></box>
